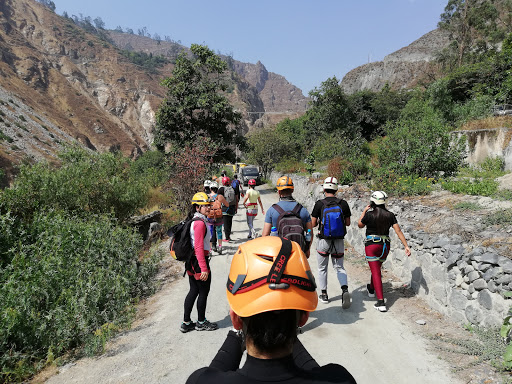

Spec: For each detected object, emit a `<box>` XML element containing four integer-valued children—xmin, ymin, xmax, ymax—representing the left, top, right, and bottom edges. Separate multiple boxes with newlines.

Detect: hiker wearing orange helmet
<box><xmin>186</xmin><ymin>237</ymin><xmax>357</xmax><ymax>383</ymax></box>
<box><xmin>180</xmin><ymin>192</ymin><xmax>218</xmax><ymax>333</ymax></box>
<box><xmin>242</xmin><ymin>179</ymin><xmax>264</xmax><ymax>239</ymax></box>
<box><xmin>262</xmin><ymin>176</ymin><xmax>313</xmax><ymax>257</ymax></box>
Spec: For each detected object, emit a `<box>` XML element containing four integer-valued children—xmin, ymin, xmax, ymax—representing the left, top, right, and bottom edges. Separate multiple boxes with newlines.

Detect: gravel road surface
<box><xmin>45</xmin><ymin>185</ymin><xmax>462</xmax><ymax>384</ymax></box>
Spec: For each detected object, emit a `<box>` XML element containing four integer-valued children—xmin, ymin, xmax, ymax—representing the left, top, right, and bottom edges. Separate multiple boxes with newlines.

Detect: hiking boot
<box><xmin>374</xmin><ymin>300</ymin><xmax>387</xmax><ymax>312</ymax></box>
<box><xmin>319</xmin><ymin>292</ymin><xmax>329</xmax><ymax>304</ymax></box>
<box><xmin>180</xmin><ymin>321</ymin><xmax>196</xmax><ymax>333</ymax></box>
<box><xmin>366</xmin><ymin>284</ymin><xmax>375</xmax><ymax>298</ymax></box>
<box><xmin>247</xmin><ymin>234</ymin><xmax>253</xmax><ymax>239</ymax></box>
<box><xmin>196</xmin><ymin>319</ymin><xmax>218</xmax><ymax>331</ymax></box>
<box><xmin>341</xmin><ymin>288</ymin><xmax>351</xmax><ymax>309</ymax></box>
<box><xmin>212</xmin><ymin>244</ymin><xmax>218</xmax><ymax>253</ymax></box>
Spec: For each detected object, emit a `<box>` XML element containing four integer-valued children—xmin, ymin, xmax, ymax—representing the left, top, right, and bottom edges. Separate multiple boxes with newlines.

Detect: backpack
<box><xmin>208</xmin><ymin>195</ymin><xmax>223</xmax><ymax>220</ymax></box>
<box><xmin>318</xmin><ymin>199</ymin><xmax>345</xmax><ymax>239</ymax></box>
<box><xmin>223</xmin><ymin>186</ymin><xmax>235</xmax><ymax>205</ymax></box>
<box><xmin>169</xmin><ymin>217</ymin><xmax>200</xmax><ymax>262</ymax></box>
<box><xmin>231</xmin><ymin>179</ymin><xmax>240</xmax><ymax>193</ymax></box>
<box><xmin>272</xmin><ymin>203</ymin><xmax>307</xmax><ymax>251</ymax></box>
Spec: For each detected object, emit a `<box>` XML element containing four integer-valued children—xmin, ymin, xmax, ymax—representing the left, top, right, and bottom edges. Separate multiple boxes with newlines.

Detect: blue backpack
<box><xmin>319</xmin><ymin>199</ymin><xmax>345</xmax><ymax>239</ymax></box>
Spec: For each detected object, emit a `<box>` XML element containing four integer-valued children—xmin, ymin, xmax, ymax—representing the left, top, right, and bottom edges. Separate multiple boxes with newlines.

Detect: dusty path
<box><xmin>45</xmin><ymin>185</ymin><xmax>464</xmax><ymax>384</ymax></box>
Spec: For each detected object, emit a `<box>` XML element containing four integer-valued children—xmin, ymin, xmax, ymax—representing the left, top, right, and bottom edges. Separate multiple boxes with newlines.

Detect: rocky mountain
<box><xmin>340</xmin><ymin>29</ymin><xmax>451</xmax><ymax>94</ymax></box>
<box><xmin>0</xmin><ymin>0</ymin><xmax>308</xmax><ymax>182</ymax></box>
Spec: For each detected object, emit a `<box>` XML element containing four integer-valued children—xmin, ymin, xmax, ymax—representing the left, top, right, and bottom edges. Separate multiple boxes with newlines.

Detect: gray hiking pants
<box><xmin>316</xmin><ymin>238</ymin><xmax>347</xmax><ymax>290</ymax></box>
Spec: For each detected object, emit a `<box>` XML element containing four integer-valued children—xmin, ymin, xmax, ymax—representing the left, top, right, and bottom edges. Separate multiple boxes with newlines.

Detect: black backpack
<box><xmin>168</xmin><ymin>217</ymin><xmax>201</xmax><ymax>262</ymax></box>
<box><xmin>272</xmin><ymin>203</ymin><xmax>307</xmax><ymax>251</ymax></box>
<box><xmin>318</xmin><ymin>199</ymin><xmax>345</xmax><ymax>239</ymax></box>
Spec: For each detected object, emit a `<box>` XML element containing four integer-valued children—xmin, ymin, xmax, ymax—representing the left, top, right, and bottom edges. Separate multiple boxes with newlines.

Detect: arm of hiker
<box><xmin>242</xmin><ymin>194</ymin><xmax>249</xmax><ymax>207</ymax></box>
<box><xmin>262</xmin><ymin>222</ymin><xmax>272</xmax><ymax>236</ymax></box>
<box><xmin>393</xmin><ymin>223</ymin><xmax>411</xmax><ymax>256</ymax></box>
<box><xmin>358</xmin><ymin>205</ymin><xmax>371</xmax><ymax>228</ymax></box>
<box><xmin>258</xmin><ymin>196</ymin><xmax>264</xmax><ymax>214</ymax></box>
<box><xmin>311</xmin><ymin>217</ymin><xmax>318</xmax><ymax>228</ymax></box>
<box><xmin>218</xmin><ymin>195</ymin><xmax>228</xmax><ymax>207</ymax></box>
<box><xmin>345</xmin><ymin>217</ymin><xmax>351</xmax><ymax>227</ymax></box>
<box><xmin>208</xmin><ymin>330</ymin><xmax>244</xmax><ymax>371</ymax></box>
<box><xmin>193</xmin><ymin>220</ymin><xmax>209</xmax><ymax>279</ymax></box>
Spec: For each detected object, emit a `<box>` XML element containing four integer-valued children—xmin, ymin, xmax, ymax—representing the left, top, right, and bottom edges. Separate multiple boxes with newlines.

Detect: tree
<box><xmin>154</xmin><ymin>44</ymin><xmax>241</xmax><ymax>162</ymax></box>
<box><xmin>37</xmin><ymin>0</ymin><xmax>55</xmax><ymax>12</ymax></box>
<box><xmin>438</xmin><ymin>0</ymin><xmax>512</xmax><ymax>68</ymax></box>
<box><xmin>305</xmin><ymin>77</ymin><xmax>360</xmax><ymax>143</ymax></box>
<box><xmin>246</xmin><ymin>127</ymin><xmax>294</xmax><ymax>178</ymax></box>
<box><xmin>375</xmin><ymin>95</ymin><xmax>466</xmax><ymax>178</ymax></box>
<box><xmin>93</xmin><ymin>17</ymin><xmax>105</xmax><ymax>30</ymax></box>
<box><xmin>126</xmin><ymin>28</ymin><xmax>134</xmax><ymax>35</ymax></box>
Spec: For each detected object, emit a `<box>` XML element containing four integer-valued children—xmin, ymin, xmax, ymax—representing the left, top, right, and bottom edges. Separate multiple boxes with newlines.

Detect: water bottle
<box><xmin>305</xmin><ymin>229</ymin><xmax>312</xmax><ymax>242</ymax></box>
<box><xmin>270</xmin><ymin>227</ymin><xmax>278</xmax><ymax>236</ymax></box>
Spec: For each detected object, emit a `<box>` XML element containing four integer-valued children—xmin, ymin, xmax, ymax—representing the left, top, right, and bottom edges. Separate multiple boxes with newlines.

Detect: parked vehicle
<box><xmin>241</xmin><ymin>166</ymin><xmax>261</xmax><ymax>186</ymax></box>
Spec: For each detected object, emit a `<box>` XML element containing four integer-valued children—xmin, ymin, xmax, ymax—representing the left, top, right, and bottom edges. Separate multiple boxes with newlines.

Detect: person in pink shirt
<box><xmin>181</xmin><ymin>192</ymin><xmax>219</xmax><ymax>333</ymax></box>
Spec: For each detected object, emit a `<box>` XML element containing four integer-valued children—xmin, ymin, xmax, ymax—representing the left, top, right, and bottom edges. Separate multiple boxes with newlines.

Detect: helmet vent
<box><xmin>255</xmin><ymin>254</ymin><xmax>273</xmax><ymax>262</ymax></box>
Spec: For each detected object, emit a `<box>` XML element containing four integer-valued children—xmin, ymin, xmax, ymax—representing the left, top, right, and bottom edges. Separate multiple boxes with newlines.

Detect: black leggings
<box><xmin>224</xmin><ymin>215</ymin><xmax>233</xmax><ymax>239</ymax></box>
<box><xmin>184</xmin><ymin>273</ymin><xmax>212</xmax><ymax>323</ymax></box>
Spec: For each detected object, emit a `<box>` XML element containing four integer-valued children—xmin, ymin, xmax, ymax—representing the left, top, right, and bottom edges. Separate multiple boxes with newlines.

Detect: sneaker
<box><xmin>180</xmin><ymin>321</ymin><xmax>196</xmax><ymax>333</ymax></box>
<box><xmin>341</xmin><ymin>289</ymin><xmax>351</xmax><ymax>309</ymax></box>
<box><xmin>374</xmin><ymin>300</ymin><xmax>387</xmax><ymax>312</ymax></box>
<box><xmin>196</xmin><ymin>319</ymin><xmax>218</xmax><ymax>331</ymax></box>
<box><xmin>212</xmin><ymin>244</ymin><xmax>218</xmax><ymax>253</ymax></box>
<box><xmin>319</xmin><ymin>292</ymin><xmax>329</xmax><ymax>303</ymax></box>
<box><xmin>366</xmin><ymin>284</ymin><xmax>375</xmax><ymax>298</ymax></box>
<box><xmin>218</xmin><ymin>247</ymin><xmax>223</xmax><ymax>255</ymax></box>
<box><xmin>247</xmin><ymin>234</ymin><xmax>253</xmax><ymax>239</ymax></box>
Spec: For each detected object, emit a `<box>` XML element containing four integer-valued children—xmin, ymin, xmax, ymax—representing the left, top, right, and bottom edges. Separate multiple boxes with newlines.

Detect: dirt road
<box><xmin>45</xmin><ymin>185</ymin><xmax>463</xmax><ymax>384</ymax></box>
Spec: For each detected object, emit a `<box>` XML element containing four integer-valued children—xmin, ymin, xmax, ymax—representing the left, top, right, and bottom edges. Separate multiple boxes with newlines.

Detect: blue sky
<box><xmin>57</xmin><ymin>0</ymin><xmax>447</xmax><ymax>95</ymax></box>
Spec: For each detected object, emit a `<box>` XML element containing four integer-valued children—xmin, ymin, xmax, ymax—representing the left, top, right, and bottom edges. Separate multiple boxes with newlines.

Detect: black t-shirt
<box><xmin>312</xmin><ymin>197</ymin><xmax>351</xmax><ymax>221</ymax></box>
<box><xmin>361</xmin><ymin>208</ymin><xmax>397</xmax><ymax>237</ymax></box>
<box><xmin>186</xmin><ymin>332</ymin><xmax>357</xmax><ymax>384</ymax></box>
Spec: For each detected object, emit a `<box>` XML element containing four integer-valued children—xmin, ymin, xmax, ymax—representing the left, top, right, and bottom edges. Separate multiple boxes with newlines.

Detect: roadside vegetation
<box><xmin>1</xmin><ymin>42</ymin><xmax>241</xmax><ymax>383</ymax></box>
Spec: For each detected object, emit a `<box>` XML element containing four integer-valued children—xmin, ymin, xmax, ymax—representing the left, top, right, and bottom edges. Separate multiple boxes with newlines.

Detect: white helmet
<box><xmin>204</xmin><ymin>180</ymin><xmax>212</xmax><ymax>188</ymax></box>
<box><xmin>210</xmin><ymin>181</ymin><xmax>218</xmax><ymax>189</ymax></box>
<box><xmin>370</xmin><ymin>191</ymin><xmax>388</xmax><ymax>205</ymax></box>
<box><xmin>323</xmin><ymin>176</ymin><xmax>338</xmax><ymax>191</ymax></box>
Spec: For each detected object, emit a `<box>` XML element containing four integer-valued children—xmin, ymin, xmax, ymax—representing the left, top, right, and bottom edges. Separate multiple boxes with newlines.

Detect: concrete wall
<box><xmin>270</xmin><ymin>172</ymin><xmax>511</xmax><ymax>326</ymax></box>
<box><xmin>456</xmin><ymin>128</ymin><xmax>512</xmax><ymax>171</ymax></box>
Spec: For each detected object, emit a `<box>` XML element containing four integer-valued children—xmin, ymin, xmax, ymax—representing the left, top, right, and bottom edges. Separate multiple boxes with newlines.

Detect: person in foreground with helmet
<box><xmin>186</xmin><ymin>236</ymin><xmax>357</xmax><ymax>383</ymax></box>
<box><xmin>181</xmin><ymin>192</ymin><xmax>218</xmax><ymax>333</ymax></box>
<box><xmin>242</xmin><ymin>178</ymin><xmax>265</xmax><ymax>239</ymax></box>
<box><xmin>358</xmin><ymin>191</ymin><xmax>411</xmax><ymax>312</ymax></box>
<box><xmin>311</xmin><ymin>177</ymin><xmax>352</xmax><ymax>308</ymax></box>
<box><xmin>262</xmin><ymin>176</ymin><xmax>313</xmax><ymax>257</ymax></box>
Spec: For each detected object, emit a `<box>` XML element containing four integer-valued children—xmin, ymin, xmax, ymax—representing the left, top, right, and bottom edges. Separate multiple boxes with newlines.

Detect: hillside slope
<box><xmin>340</xmin><ymin>29</ymin><xmax>450</xmax><ymax>93</ymax></box>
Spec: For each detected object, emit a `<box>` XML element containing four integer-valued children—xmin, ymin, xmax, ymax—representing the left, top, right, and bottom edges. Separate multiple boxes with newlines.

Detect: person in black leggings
<box><xmin>186</xmin><ymin>236</ymin><xmax>357</xmax><ymax>383</ymax></box>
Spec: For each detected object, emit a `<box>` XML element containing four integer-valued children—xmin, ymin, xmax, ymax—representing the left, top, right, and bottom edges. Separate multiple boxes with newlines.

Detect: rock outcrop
<box><xmin>341</xmin><ymin>29</ymin><xmax>451</xmax><ymax>94</ymax></box>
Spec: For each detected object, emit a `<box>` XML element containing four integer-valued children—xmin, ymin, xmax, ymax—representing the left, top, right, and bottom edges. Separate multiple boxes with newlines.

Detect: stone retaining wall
<box><xmin>270</xmin><ymin>172</ymin><xmax>511</xmax><ymax>326</ymax></box>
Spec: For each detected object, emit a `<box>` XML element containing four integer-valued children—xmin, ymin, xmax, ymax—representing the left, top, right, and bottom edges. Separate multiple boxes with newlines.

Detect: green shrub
<box><xmin>483</xmin><ymin>210</ymin><xmax>512</xmax><ymax>226</ymax></box>
<box><xmin>0</xmin><ymin>130</ymin><xmax>13</xmax><ymax>143</ymax></box>
<box><xmin>454</xmin><ymin>202</ymin><xmax>483</xmax><ymax>210</ymax></box>
<box><xmin>275</xmin><ymin>158</ymin><xmax>306</xmax><ymax>174</ymax></box>
<box><xmin>0</xmin><ymin>210</ymin><xmax>156</xmax><ymax>382</ymax></box>
<box><xmin>0</xmin><ymin>146</ymin><xmax>149</xmax><ymax>222</ymax></box>
<box><xmin>369</xmin><ymin>168</ymin><xmax>436</xmax><ymax>196</ymax></box>
<box><xmin>441</xmin><ymin>178</ymin><xmax>499</xmax><ymax>196</ymax></box>
<box><xmin>18</xmin><ymin>115</ymin><xmax>26</xmax><ymax>122</ymax></box>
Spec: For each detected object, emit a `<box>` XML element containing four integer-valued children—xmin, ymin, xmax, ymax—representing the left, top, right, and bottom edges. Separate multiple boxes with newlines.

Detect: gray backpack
<box><xmin>223</xmin><ymin>186</ymin><xmax>235</xmax><ymax>205</ymax></box>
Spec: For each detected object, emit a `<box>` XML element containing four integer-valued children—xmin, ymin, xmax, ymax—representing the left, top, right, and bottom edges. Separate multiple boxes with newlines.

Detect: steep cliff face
<box><xmin>0</xmin><ymin>0</ymin><xmax>167</xmax><ymax>177</ymax></box>
<box><xmin>341</xmin><ymin>29</ymin><xmax>451</xmax><ymax>94</ymax></box>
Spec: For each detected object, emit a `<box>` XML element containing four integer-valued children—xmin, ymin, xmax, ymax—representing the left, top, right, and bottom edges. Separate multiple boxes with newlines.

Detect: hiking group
<box><xmin>170</xmin><ymin>173</ymin><xmax>411</xmax><ymax>383</ymax></box>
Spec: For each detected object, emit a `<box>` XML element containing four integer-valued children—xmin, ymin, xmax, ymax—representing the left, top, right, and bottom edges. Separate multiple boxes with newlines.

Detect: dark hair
<box><xmin>324</xmin><ymin>188</ymin><xmax>337</xmax><ymax>195</ymax></box>
<box><xmin>186</xmin><ymin>204</ymin><xmax>199</xmax><ymax>221</ymax></box>
<box><xmin>243</xmin><ymin>310</ymin><xmax>300</xmax><ymax>353</ymax></box>
<box><xmin>368</xmin><ymin>201</ymin><xmax>395</xmax><ymax>235</ymax></box>
<box><xmin>211</xmin><ymin>187</ymin><xmax>218</xmax><ymax>193</ymax></box>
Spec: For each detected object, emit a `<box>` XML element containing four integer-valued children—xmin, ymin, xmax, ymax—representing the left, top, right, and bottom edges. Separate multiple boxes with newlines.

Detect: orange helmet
<box><xmin>226</xmin><ymin>237</ymin><xmax>317</xmax><ymax>317</ymax></box>
<box><xmin>276</xmin><ymin>176</ymin><xmax>294</xmax><ymax>191</ymax></box>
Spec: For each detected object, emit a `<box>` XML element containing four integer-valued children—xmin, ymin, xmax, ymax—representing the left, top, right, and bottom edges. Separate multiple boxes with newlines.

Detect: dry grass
<box><xmin>460</xmin><ymin>116</ymin><xmax>512</xmax><ymax>131</ymax></box>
